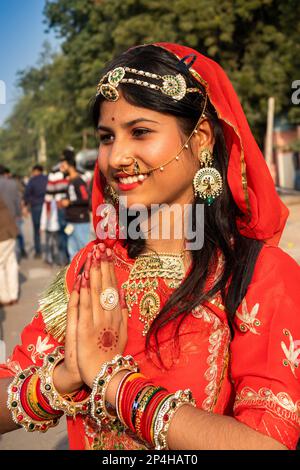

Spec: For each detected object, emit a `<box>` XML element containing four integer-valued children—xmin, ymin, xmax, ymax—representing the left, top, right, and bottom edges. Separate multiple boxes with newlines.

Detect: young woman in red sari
<box><xmin>0</xmin><ymin>43</ymin><xmax>299</xmax><ymax>450</ymax></box>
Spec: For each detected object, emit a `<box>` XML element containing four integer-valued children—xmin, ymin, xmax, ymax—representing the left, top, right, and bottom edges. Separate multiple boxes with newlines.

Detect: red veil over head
<box><xmin>91</xmin><ymin>42</ymin><xmax>288</xmax><ymax>250</ymax></box>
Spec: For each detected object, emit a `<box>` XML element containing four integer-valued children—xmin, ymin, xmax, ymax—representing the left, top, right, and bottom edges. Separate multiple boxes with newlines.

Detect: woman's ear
<box><xmin>192</xmin><ymin>118</ymin><xmax>215</xmax><ymax>154</ymax></box>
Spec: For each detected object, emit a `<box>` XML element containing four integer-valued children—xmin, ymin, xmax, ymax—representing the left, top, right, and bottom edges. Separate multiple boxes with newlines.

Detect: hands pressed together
<box><xmin>56</xmin><ymin>243</ymin><xmax>129</xmax><ymax>393</ymax></box>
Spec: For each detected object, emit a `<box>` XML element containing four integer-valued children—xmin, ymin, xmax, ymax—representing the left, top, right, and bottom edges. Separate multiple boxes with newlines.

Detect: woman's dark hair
<box><xmin>91</xmin><ymin>45</ymin><xmax>263</xmax><ymax>368</ymax></box>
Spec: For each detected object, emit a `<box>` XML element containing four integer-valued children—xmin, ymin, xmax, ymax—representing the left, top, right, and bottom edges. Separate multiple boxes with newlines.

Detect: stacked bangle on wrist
<box><xmin>118</xmin><ymin>373</ymin><xmax>153</xmax><ymax>432</ymax></box>
<box><xmin>153</xmin><ymin>389</ymin><xmax>196</xmax><ymax>450</ymax></box>
<box><xmin>7</xmin><ymin>366</ymin><xmax>63</xmax><ymax>432</ymax></box>
<box><xmin>38</xmin><ymin>346</ymin><xmax>90</xmax><ymax>416</ymax></box>
<box><xmin>115</xmin><ymin>371</ymin><xmax>196</xmax><ymax>450</ymax></box>
<box><xmin>90</xmin><ymin>355</ymin><xmax>139</xmax><ymax>428</ymax></box>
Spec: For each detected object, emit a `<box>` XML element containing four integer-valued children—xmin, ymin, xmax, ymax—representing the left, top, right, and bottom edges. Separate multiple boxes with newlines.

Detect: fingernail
<box><xmin>106</xmin><ymin>248</ymin><xmax>112</xmax><ymax>258</ymax></box>
<box><xmin>81</xmin><ymin>275</ymin><xmax>89</xmax><ymax>288</ymax></box>
<box><xmin>95</xmin><ymin>247</ymin><xmax>101</xmax><ymax>261</ymax></box>
<box><xmin>99</xmin><ymin>243</ymin><xmax>106</xmax><ymax>253</ymax></box>
<box><xmin>91</xmin><ymin>253</ymin><xmax>100</xmax><ymax>267</ymax></box>
<box><xmin>84</xmin><ymin>270</ymin><xmax>89</xmax><ymax>280</ymax></box>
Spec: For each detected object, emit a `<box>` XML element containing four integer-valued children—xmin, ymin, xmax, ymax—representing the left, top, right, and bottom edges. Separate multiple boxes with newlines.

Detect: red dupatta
<box><xmin>67</xmin><ymin>42</ymin><xmax>289</xmax><ymax>294</ymax></box>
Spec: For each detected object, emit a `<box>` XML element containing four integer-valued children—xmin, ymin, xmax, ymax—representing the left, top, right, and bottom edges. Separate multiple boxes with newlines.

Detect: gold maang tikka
<box><xmin>193</xmin><ymin>148</ymin><xmax>223</xmax><ymax>205</ymax></box>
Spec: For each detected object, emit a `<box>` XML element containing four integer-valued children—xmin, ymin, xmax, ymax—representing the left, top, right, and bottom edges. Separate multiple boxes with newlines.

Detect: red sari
<box><xmin>1</xmin><ymin>43</ymin><xmax>299</xmax><ymax>450</ymax></box>
<box><xmin>1</xmin><ymin>240</ymin><xmax>299</xmax><ymax>449</ymax></box>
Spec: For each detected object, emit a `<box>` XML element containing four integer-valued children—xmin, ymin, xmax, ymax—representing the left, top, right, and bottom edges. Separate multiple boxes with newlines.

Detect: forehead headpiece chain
<box><xmin>96</xmin><ymin>66</ymin><xmax>202</xmax><ymax>102</ymax></box>
<box><xmin>95</xmin><ymin>64</ymin><xmax>207</xmax><ymax>177</ymax></box>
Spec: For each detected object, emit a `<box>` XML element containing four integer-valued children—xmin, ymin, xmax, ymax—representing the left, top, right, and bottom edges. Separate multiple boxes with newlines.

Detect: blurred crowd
<box><xmin>0</xmin><ymin>147</ymin><xmax>93</xmax><ymax>307</ymax></box>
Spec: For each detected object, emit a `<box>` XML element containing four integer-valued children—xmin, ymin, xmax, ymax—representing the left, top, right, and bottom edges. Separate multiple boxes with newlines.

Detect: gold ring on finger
<box><xmin>100</xmin><ymin>287</ymin><xmax>119</xmax><ymax>311</ymax></box>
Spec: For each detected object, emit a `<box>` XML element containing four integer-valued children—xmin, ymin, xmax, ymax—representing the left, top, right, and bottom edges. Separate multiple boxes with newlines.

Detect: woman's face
<box><xmin>97</xmin><ymin>94</ymin><xmax>199</xmax><ymax>209</ymax></box>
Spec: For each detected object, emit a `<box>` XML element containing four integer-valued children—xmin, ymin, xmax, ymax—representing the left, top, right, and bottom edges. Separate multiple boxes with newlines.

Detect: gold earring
<box><xmin>193</xmin><ymin>148</ymin><xmax>223</xmax><ymax>205</ymax></box>
<box><xmin>105</xmin><ymin>184</ymin><xmax>119</xmax><ymax>205</ymax></box>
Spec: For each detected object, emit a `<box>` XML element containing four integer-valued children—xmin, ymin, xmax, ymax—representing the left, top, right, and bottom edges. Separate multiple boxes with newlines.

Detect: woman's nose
<box><xmin>108</xmin><ymin>147</ymin><xmax>136</xmax><ymax>170</ymax></box>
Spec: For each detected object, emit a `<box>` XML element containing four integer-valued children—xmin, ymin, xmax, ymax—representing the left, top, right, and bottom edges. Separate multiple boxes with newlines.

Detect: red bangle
<box><xmin>139</xmin><ymin>388</ymin><xmax>166</xmax><ymax>443</ymax></box>
<box><xmin>20</xmin><ymin>376</ymin><xmax>45</xmax><ymax>421</ymax></box>
<box><xmin>143</xmin><ymin>389</ymin><xmax>169</xmax><ymax>444</ymax></box>
<box><xmin>119</xmin><ymin>374</ymin><xmax>146</xmax><ymax>428</ymax></box>
<box><xmin>127</xmin><ymin>380</ymin><xmax>153</xmax><ymax>432</ymax></box>
<box><xmin>122</xmin><ymin>379</ymin><xmax>153</xmax><ymax>430</ymax></box>
<box><xmin>72</xmin><ymin>386</ymin><xmax>91</xmax><ymax>402</ymax></box>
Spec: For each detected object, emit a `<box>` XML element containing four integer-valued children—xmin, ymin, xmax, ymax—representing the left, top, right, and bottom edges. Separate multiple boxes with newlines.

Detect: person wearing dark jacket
<box><xmin>59</xmin><ymin>150</ymin><xmax>90</xmax><ymax>260</ymax></box>
<box><xmin>24</xmin><ymin>165</ymin><xmax>48</xmax><ymax>258</ymax></box>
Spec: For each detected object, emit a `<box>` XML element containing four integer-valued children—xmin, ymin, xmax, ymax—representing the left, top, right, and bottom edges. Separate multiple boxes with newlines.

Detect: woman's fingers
<box><xmin>89</xmin><ymin>245</ymin><xmax>103</xmax><ymax>324</ymax></box>
<box><xmin>65</xmin><ymin>276</ymin><xmax>81</xmax><ymax>338</ymax></box>
<box><xmin>78</xmin><ymin>252</ymin><xmax>93</xmax><ymax>331</ymax></box>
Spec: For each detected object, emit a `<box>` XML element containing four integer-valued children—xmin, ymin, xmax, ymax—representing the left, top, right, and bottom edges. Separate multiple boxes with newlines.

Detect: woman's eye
<box><xmin>99</xmin><ymin>134</ymin><xmax>114</xmax><ymax>144</ymax></box>
<box><xmin>132</xmin><ymin>128</ymin><xmax>151</xmax><ymax>137</ymax></box>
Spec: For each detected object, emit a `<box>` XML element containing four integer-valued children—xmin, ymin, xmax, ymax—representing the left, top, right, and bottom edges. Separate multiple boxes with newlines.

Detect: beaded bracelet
<box><xmin>90</xmin><ymin>355</ymin><xmax>139</xmax><ymax>427</ymax></box>
<box><xmin>38</xmin><ymin>346</ymin><xmax>90</xmax><ymax>416</ymax></box>
<box><xmin>153</xmin><ymin>389</ymin><xmax>196</xmax><ymax>450</ymax></box>
<box><xmin>7</xmin><ymin>366</ymin><xmax>62</xmax><ymax>432</ymax></box>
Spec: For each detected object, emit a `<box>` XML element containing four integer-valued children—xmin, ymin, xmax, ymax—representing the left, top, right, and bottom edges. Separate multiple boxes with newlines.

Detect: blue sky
<box><xmin>0</xmin><ymin>0</ymin><xmax>60</xmax><ymax>127</ymax></box>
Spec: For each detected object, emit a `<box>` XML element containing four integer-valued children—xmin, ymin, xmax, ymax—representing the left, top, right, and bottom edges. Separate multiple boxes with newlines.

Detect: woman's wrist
<box><xmin>105</xmin><ymin>370</ymin><xmax>130</xmax><ymax>407</ymax></box>
<box><xmin>52</xmin><ymin>362</ymin><xmax>83</xmax><ymax>395</ymax></box>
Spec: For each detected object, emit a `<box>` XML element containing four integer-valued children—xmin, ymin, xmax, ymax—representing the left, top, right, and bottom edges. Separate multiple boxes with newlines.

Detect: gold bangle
<box><xmin>38</xmin><ymin>346</ymin><xmax>90</xmax><ymax>416</ymax></box>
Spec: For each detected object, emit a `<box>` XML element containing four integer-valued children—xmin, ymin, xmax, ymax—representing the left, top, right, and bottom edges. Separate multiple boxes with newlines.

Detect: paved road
<box><xmin>0</xmin><ymin>218</ymin><xmax>68</xmax><ymax>450</ymax></box>
<box><xmin>0</xmin><ymin>195</ymin><xmax>299</xmax><ymax>449</ymax></box>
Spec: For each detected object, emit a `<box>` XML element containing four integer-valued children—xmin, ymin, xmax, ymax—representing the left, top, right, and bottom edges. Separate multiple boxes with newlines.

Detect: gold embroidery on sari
<box><xmin>195</xmin><ymin>306</ymin><xmax>231</xmax><ymax>412</ymax></box>
<box><xmin>83</xmin><ymin>416</ymin><xmax>149</xmax><ymax>450</ymax></box>
<box><xmin>281</xmin><ymin>329</ymin><xmax>300</xmax><ymax>378</ymax></box>
<box><xmin>234</xmin><ymin>387</ymin><xmax>300</xmax><ymax>430</ymax></box>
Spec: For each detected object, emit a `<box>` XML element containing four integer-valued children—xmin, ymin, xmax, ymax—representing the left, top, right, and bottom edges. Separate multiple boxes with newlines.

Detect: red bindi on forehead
<box><xmin>111</xmin><ymin>117</ymin><xmax>115</xmax><ymax>121</ymax></box>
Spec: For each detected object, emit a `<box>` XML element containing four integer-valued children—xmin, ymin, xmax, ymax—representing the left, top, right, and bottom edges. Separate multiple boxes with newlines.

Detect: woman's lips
<box><xmin>117</xmin><ymin>180</ymin><xmax>141</xmax><ymax>191</ymax></box>
<box><xmin>116</xmin><ymin>175</ymin><xmax>149</xmax><ymax>191</ymax></box>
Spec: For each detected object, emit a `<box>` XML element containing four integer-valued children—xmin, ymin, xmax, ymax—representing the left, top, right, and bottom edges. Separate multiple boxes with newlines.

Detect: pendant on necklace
<box><xmin>121</xmin><ymin>252</ymin><xmax>185</xmax><ymax>337</ymax></box>
<box><xmin>139</xmin><ymin>291</ymin><xmax>161</xmax><ymax>336</ymax></box>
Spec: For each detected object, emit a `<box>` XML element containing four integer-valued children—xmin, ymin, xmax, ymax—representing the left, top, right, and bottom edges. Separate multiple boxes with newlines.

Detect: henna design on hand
<box><xmin>97</xmin><ymin>328</ymin><xmax>119</xmax><ymax>352</ymax></box>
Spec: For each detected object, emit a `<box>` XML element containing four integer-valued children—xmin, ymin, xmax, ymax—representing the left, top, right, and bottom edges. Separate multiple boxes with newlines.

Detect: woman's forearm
<box><xmin>106</xmin><ymin>373</ymin><xmax>287</xmax><ymax>450</ymax></box>
<box><xmin>167</xmin><ymin>404</ymin><xmax>287</xmax><ymax>450</ymax></box>
<box><xmin>0</xmin><ymin>377</ymin><xmax>21</xmax><ymax>434</ymax></box>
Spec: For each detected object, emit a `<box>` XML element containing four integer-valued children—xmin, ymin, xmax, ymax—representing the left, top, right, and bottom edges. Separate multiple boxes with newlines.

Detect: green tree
<box><xmin>1</xmin><ymin>0</ymin><xmax>299</xmax><ymax>174</ymax></box>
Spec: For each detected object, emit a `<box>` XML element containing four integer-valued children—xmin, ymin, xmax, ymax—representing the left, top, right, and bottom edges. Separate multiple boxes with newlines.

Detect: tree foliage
<box><xmin>1</xmin><ymin>0</ymin><xmax>299</xmax><ymax>173</ymax></box>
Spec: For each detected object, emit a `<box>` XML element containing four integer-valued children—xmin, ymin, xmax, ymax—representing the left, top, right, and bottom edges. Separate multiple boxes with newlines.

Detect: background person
<box><xmin>59</xmin><ymin>149</ymin><xmax>90</xmax><ymax>260</ymax></box>
<box><xmin>24</xmin><ymin>165</ymin><xmax>47</xmax><ymax>259</ymax></box>
<box><xmin>43</xmin><ymin>160</ymin><xmax>69</xmax><ymax>265</ymax></box>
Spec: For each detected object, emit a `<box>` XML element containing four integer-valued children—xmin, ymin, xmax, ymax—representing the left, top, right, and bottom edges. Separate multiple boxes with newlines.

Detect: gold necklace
<box><xmin>121</xmin><ymin>250</ymin><xmax>187</xmax><ymax>336</ymax></box>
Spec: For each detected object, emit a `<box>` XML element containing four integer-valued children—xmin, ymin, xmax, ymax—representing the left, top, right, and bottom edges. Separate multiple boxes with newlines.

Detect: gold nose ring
<box><xmin>120</xmin><ymin>157</ymin><xmax>141</xmax><ymax>176</ymax></box>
